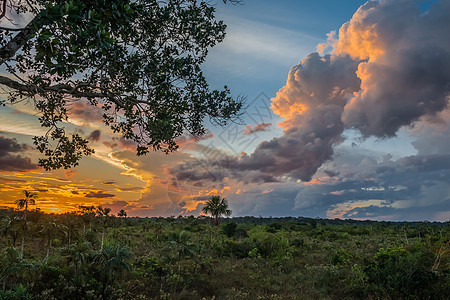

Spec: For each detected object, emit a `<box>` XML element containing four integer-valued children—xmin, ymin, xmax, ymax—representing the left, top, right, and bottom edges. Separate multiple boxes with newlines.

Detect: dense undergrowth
<box><xmin>1</xmin><ymin>208</ymin><xmax>449</xmax><ymax>299</ymax></box>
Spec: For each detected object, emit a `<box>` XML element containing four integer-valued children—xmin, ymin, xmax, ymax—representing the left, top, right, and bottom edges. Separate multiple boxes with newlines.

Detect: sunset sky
<box><xmin>1</xmin><ymin>0</ymin><xmax>449</xmax><ymax>221</ymax></box>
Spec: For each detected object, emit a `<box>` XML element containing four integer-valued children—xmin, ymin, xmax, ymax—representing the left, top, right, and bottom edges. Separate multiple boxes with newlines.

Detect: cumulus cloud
<box><xmin>272</xmin><ymin>0</ymin><xmax>450</xmax><ymax>178</ymax></box>
<box><xmin>173</xmin><ymin>0</ymin><xmax>450</xmax><ymax>185</ymax></box>
<box><xmin>171</xmin><ymin>53</ymin><xmax>361</xmax><ymax>182</ymax></box>
<box><xmin>0</xmin><ymin>136</ymin><xmax>38</xmax><ymax>171</ymax></box>
<box><xmin>339</xmin><ymin>0</ymin><xmax>450</xmax><ymax>137</ymax></box>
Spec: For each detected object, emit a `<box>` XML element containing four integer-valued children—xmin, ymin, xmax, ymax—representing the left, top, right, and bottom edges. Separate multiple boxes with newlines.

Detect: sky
<box><xmin>1</xmin><ymin>0</ymin><xmax>449</xmax><ymax>221</ymax></box>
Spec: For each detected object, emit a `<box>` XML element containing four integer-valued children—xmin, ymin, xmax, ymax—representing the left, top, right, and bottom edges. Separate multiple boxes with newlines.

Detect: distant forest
<box><xmin>1</xmin><ymin>207</ymin><xmax>449</xmax><ymax>299</ymax></box>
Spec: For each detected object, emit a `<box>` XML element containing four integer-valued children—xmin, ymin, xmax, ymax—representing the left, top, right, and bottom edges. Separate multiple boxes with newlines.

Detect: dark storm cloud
<box><xmin>0</xmin><ymin>136</ymin><xmax>38</xmax><ymax>171</ymax></box>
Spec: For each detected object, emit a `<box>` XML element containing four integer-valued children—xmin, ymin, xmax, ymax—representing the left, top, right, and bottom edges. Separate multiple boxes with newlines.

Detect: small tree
<box><xmin>117</xmin><ymin>210</ymin><xmax>127</xmax><ymax>218</ymax></box>
<box><xmin>202</xmin><ymin>196</ymin><xmax>232</xmax><ymax>226</ymax></box>
<box><xmin>15</xmin><ymin>191</ymin><xmax>37</xmax><ymax>221</ymax></box>
<box><xmin>14</xmin><ymin>190</ymin><xmax>37</xmax><ymax>259</ymax></box>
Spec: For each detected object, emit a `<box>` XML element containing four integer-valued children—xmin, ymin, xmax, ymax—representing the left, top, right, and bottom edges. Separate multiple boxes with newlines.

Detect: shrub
<box><xmin>330</xmin><ymin>248</ymin><xmax>350</xmax><ymax>266</ymax></box>
<box><xmin>222</xmin><ymin>222</ymin><xmax>238</xmax><ymax>238</ymax></box>
<box><xmin>363</xmin><ymin>246</ymin><xmax>440</xmax><ymax>299</ymax></box>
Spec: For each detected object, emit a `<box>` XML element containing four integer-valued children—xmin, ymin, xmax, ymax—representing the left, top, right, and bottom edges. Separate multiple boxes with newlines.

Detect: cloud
<box><xmin>84</xmin><ymin>191</ymin><xmax>116</xmax><ymax>199</ymax></box>
<box><xmin>0</xmin><ymin>136</ymin><xmax>38</xmax><ymax>171</ymax></box>
<box><xmin>102</xmin><ymin>181</ymin><xmax>116</xmax><ymax>185</ymax></box>
<box><xmin>410</xmin><ymin>109</ymin><xmax>450</xmax><ymax>155</ymax></box>
<box><xmin>176</xmin><ymin>0</ymin><xmax>450</xmax><ymax>185</ymax></box>
<box><xmin>242</xmin><ymin>123</ymin><xmax>272</xmax><ymax>135</ymax></box>
<box><xmin>172</xmin><ymin>53</ymin><xmax>361</xmax><ymax>182</ymax></box>
<box><xmin>116</xmin><ymin>186</ymin><xmax>144</xmax><ymax>192</ymax></box>
<box><xmin>66</xmin><ymin>101</ymin><xmax>104</xmax><ymax>125</ymax></box>
<box><xmin>226</xmin><ymin>144</ymin><xmax>450</xmax><ymax>221</ymax></box>
<box><xmin>108</xmin><ymin>149</ymin><xmax>201</xmax><ymax>216</ymax></box>
<box><xmin>339</xmin><ymin>0</ymin><xmax>450</xmax><ymax>137</ymax></box>
<box><xmin>87</xmin><ymin>129</ymin><xmax>101</xmax><ymax>142</ymax></box>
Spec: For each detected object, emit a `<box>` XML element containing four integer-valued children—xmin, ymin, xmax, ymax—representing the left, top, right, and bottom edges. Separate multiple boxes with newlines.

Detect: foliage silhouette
<box><xmin>0</xmin><ymin>0</ymin><xmax>244</xmax><ymax>170</ymax></box>
<box><xmin>202</xmin><ymin>195</ymin><xmax>232</xmax><ymax>226</ymax></box>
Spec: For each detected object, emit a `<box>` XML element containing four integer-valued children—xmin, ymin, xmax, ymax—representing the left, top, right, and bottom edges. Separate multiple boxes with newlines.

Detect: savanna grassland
<box><xmin>1</xmin><ymin>208</ymin><xmax>449</xmax><ymax>299</ymax></box>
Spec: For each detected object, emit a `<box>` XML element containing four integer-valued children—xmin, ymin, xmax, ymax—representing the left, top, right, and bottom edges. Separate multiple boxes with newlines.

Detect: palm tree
<box><xmin>202</xmin><ymin>196</ymin><xmax>232</xmax><ymax>226</ymax></box>
<box><xmin>15</xmin><ymin>190</ymin><xmax>37</xmax><ymax>221</ymax></box>
<box><xmin>169</xmin><ymin>230</ymin><xmax>195</xmax><ymax>260</ymax></box>
<box><xmin>14</xmin><ymin>190</ymin><xmax>36</xmax><ymax>260</ymax></box>
<box><xmin>0</xmin><ymin>247</ymin><xmax>33</xmax><ymax>292</ymax></box>
<box><xmin>95</xmin><ymin>244</ymin><xmax>133</xmax><ymax>298</ymax></box>
<box><xmin>66</xmin><ymin>242</ymin><xmax>92</xmax><ymax>276</ymax></box>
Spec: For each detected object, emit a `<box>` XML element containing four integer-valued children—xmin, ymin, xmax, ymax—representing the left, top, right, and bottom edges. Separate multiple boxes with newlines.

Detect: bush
<box><xmin>362</xmin><ymin>246</ymin><xmax>440</xmax><ymax>299</ymax></box>
<box><xmin>222</xmin><ymin>222</ymin><xmax>238</xmax><ymax>238</ymax></box>
<box><xmin>234</xmin><ymin>227</ymin><xmax>248</xmax><ymax>239</ymax></box>
<box><xmin>330</xmin><ymin>248</ymin><xmax>350</xmax><ymax>266</ymax></box>
<box><xmin>221</xmin><ymin>240</ymin><xmax>253</xmax><ymax>258</ymax></box>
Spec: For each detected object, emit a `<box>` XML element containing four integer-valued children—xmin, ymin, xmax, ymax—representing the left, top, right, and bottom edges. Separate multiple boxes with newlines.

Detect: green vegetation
<box><xmin>0</xmin><ymin>207</ymin><xmax>449</xmax><ymax>299</ymax></box>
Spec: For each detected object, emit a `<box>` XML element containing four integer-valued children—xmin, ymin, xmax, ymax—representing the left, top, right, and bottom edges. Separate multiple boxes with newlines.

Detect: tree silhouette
<box><xmin>15</xmin><ymin>191</ymin><xmax>37</xmax><ymax>221</ymax></box>
<box><xmin>0</xmin><ymin>0</ymin><xmax>243</xmax><ymax>170</ymax></box>
<box><xmin>202</xmin><ymin>196</ymin><xmax>232</xmax><ymax>226</ymax></box>
<box><xmin>14</xmin><ymin>190</ymin><xmax>37</xmax><ymax>259</ymax></box>
<box><xmin>117</xmin><ymin>210</ymin><xmax>127</xmax><ymax>218</ymax></box>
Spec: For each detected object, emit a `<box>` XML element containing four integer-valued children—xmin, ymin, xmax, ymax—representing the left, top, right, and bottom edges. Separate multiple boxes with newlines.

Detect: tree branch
<box><xmin>0</xmin><ymin>16</ymin><xmax>37</xmax><ymax>62</ymax></box>
<box><xmin>0</xmin><ymin>74</ymin><xmax>128</xmax><ymax>108</ymax></box>
<box><xmin>0</xmin><ymin>74</ymin><xmax>35</xmax><ymax>93</ymax></box>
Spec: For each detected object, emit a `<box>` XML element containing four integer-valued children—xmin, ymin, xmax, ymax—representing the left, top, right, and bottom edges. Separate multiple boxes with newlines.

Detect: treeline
<box><xmin>0</xmin><ymin>208</ymin><xmax>449</xmax><ymax>299</ymax></box>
